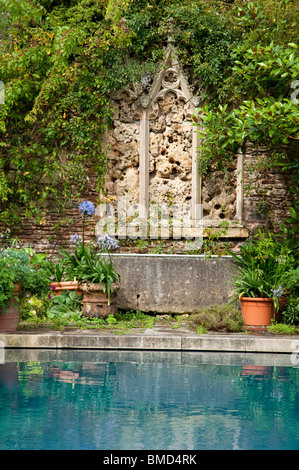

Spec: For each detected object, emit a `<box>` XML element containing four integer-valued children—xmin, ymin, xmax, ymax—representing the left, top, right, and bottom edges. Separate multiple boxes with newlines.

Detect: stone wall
<box><xmin>242</xmin><ymin>151</ymin><xmax>295</xmax><ymax>235</ymax></box>
<box><xmin>110</xmin><ymin>254</ymin><xmax>236</xmax><ymax>313</ymax></box>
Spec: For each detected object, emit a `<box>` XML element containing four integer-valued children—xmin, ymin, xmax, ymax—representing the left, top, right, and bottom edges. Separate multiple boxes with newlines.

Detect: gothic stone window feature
<box><xmin>100</xmin><ymin>50</ymin><xmax>247</xmax><ymax>239</ymax></box>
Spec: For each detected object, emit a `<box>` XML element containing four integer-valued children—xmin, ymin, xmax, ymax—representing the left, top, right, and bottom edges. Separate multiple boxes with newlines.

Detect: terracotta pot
<box><xmin>82</xmin><ymin>283</ymin><xmax>119</xmax><ymax>319</ymax></box>
<box><xmin>240</xmin><ymin>297</ymin><xmax>274</xmax><ymax>326</ymax></box>
<box><xmin>0</xmin><ymin>285</ymin><xmax>22</xmax><ymax>333</ymax></box>
<box><xmin>50</xmin><ymin>281</ymin><xmax>82</xmax><ymax>296</ymax></box>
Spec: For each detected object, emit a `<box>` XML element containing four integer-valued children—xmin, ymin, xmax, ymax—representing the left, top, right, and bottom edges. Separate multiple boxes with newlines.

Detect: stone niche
<box><xmin>149</xmin><ymin>89</ymin><xmax>193</xmax><ymax>207</ymax></box>
<box><xmin>104</xmin><ymin>92</ymin><xmax>140</xmax><ymax>208</ymax></box>
<box><xmin>100</xmin><ymin>46</ymin><xmax>247</xmax><ymax>239</ymax></box>
<box><xmin>202</xmin><ymin>167</ymin><xmax>238</xmax><ymax>220</ymax></box>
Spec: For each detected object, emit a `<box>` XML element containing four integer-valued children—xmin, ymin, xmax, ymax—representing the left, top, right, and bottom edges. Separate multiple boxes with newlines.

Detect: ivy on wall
<box><xmin>0</xmin><ymin>0</ymin><xmax>298</xmax><ymax>232</ymax></box>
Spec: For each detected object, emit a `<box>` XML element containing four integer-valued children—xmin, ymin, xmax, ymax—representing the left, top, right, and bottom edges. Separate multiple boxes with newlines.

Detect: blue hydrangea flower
<box><xmin>70</xmin><ymin>234</ymin><xmax>83</xmax><ymax>245</ymax></box>
<box><xmin>79</xmin><ymin>201</ymin><xmax>95</xmax><ymax>216</ymax></box>
<box><xmin>97</xmin><ymin>234</ymin><xmax>119</xmax><ymax>251</ymax></box>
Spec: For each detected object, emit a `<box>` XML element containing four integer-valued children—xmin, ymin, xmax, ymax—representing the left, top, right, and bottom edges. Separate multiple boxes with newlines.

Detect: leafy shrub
<box><xmin>188</xmin><ymin>304</ymin><xmax>243</xmax><ymax>332</ymax></box>
<box><xmin>279</xmin><ymin>295</ymin><xmax>299</xmax><ymax>326</ymax></box>
<box><xmin>0</xmin><ymin>247</ymin><xmax>51</xmax><ymax>310</ymax></box>
<box><xmin>46</xmin><ymin>291</ymin><xmax>83</xmax><ymax>320</ymax></box>
<box><xmin>20</xmin><ymin>293</ymin><xmax>53</xmax><ymax>320</ymax></box>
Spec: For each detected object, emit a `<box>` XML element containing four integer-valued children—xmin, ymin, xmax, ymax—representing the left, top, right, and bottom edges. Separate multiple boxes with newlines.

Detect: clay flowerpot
<box><xmin>0</xmin><ymin>285</ymin><xmax>22</xmax><ymax>333</ymax></box>
<box><xmin>50</xmin><ymin>281</ymin><xmax>82</xmax><ymax>296</ymax></box>
<box><xmin>240</xmin><ymin>297</ymin><xmax>274</xmax><ymax>326</ymax></box>
<box><xmin>82</xmin><ymin>283</ymin><xmax>119</xmax><ymax>319</ymax></box>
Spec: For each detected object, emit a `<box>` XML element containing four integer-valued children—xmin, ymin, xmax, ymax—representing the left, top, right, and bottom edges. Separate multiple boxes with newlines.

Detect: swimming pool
<box><xmin>0</xmin><ymin>349</ymin><xmax>298</xmax><ymax>450</ymax></box>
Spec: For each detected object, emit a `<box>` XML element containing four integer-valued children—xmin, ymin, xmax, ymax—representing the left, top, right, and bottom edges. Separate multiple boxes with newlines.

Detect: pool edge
<box><xmin>0</xmin><ymin>331</ymin><xmax>298</xmax><ymax>354</ymax></box>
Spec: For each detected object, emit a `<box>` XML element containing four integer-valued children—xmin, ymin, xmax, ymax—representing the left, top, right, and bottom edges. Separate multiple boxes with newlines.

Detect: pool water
<box><xmin>0</xmin><ymin>350</ymin><xmax>298</xmax><ymax>450</ymax></box>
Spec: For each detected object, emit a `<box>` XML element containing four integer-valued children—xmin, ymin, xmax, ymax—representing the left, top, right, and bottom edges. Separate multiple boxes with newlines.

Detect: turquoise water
<box><xmin>0</xmin><ymin>350</ymin><xmax>298</xmax><ymax>450</ymax></box>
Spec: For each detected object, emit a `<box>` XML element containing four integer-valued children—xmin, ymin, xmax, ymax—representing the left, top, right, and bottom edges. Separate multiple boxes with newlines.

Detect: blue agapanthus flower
<box><xmin>271</xmin><ymin>286</ymin><xmax>284</xmax><ymax>298</ymax></box>
<box><xmin>70</xmin><ymin>234</ymin><xmax>83</xmax><ymax>245</ymax></box>
<box><xmin>79</xmin><ymin>201</ymin><xmax>95</xmax><ymax>216</ymax></box>
<box><xmin>97</xmin><ymin>234</ymin><xmax>119</xmax><ymax>251</ymax></box>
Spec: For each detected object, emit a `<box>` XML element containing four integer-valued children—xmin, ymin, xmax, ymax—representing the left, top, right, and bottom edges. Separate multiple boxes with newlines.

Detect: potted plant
<box><xmin>59</xmin><ymin>201</ymin><xmax>120</xmax><ymax>318</ymax></box>
<box><xmin>60</xmin><ymin>237</ymin><xmax>120</xmax><ymax>318</ymax></box>
<box><xmin>46</xmin><ymin>255</ymin><xmax>82</xmax><ymax>296</ymax></box>
<box><xmin>48</xmin><ymin>201</ymin><xmax>97</xmax><ymax>296</ymax></box>
<box><xmin>227</xmin><ymin>231</ymin><xmax>295</xmax><ymax>327</ymax></box>
<box><xmin>0</xmin><ymin>247</ymin><xmax>50</xmax><ymax>332</ymax></box>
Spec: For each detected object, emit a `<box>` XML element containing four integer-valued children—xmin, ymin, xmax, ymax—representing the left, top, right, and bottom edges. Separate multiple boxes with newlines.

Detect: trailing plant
<box><xmin>195</xmin><ymin>40</ymin><xmax>299</xmax><ymax>238</ymax></box>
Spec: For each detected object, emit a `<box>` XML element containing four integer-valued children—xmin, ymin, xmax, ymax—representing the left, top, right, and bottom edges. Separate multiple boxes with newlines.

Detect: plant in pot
<box><xmin>0</xmin><ymin>247</ymin><xmax>50</xmax><ymax>332</ymax></box>
<box><xmin>48</xmin><ymin>201</ymin><xmax>97</xmax><ymax>296</ymax></box>
<box><xmin>46</xmin><ymin>254</ymin><xmax>82</xmax><ymax>296</ymax></box>
<box><xmin>61</xmin><ymin>237</ymin><xmax>120</xmax><ymax>318</ymax></box>
<box><xmin>59</xmin><ymin>201</ymin><xmax>120</xmax><ymax>318</ymax></box>
<box><xmin>227</xmin><ymin>231</ymin><xmax>295</xmax><ymax>327</ymax></box>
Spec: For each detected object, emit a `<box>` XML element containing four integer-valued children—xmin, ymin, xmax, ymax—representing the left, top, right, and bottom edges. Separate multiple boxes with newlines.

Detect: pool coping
<box><xmin>1</xmin><ymin>324</ymin><xmax>299</xmax><ymax>354</ymax></box>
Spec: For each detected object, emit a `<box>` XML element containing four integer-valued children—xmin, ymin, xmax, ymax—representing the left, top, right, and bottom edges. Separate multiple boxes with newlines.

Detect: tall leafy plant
<box><xmin>227</xmin><ymin>232</ymin><xmax>296</xmax><ymax>310</ymax></box>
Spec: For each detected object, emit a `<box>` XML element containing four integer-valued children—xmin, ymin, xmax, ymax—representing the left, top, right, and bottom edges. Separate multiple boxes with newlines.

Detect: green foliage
<box><xmin>195</xmin><ymin>37</ymin><xmax>299</xmax><ymax>235</ymax></box>
<box><xmin>188</xmin><ymin>304</ymin><xmax>244</xmax><ymax>333</ymax></box>
<box><xmin>46</xmin><ymin>290</ymin><xmax>82</xmax><ymax>319</ymax></box>
<box><xmin>227</xmin><ymin>231</ymin><xmax>296</xmax><ymax>309</ymax></box>
<box><xmin>196</xmin><ymin>43</ymin><xmax>299</xmax><ymax>173</ymax></box>
<box><xmin>268</xmin><ymin>321</ymin><xmax>299</xmax><ymax>335</ymax></box>
<box><xmin>0</xmin><ymin>247</ymin><xmax>51</xmax><ymax>310</ymax></box>
<box><xmin>20</xmin><ymin>293</ymin><xmax>52</xmax><ymax>320</ymax></box>
<box><xmin>44</xmin><ymin>257</ymin><xmax>66</xmax><ymax>282</ymax></box>
<box><xmin>0</xmin><ymin>0</ymin><xmax>135</xmax><ymax>226</ymax></box>
<box><xmin>282</xmin><ymin>267</ymin><xmax>299</xmax><ymax>295</ymax></box>
<box><xmin>59</xmin><ymin>243</ymin><xmax>120</xmax><ymax>302</ymax></box>
<box><xmin>279</xmin><ymin>295</ymin><xmax>299</xmax><ymax>326</ymax></box>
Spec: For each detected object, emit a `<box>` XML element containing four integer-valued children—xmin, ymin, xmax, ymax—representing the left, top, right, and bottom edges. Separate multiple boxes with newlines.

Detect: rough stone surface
<box><xmin>202</xmin><ymin>168</ymin><xmax>237</xmax><ymax>220</ymax></box>
<box><xmin>109</xmin><ymin>254</ymin><xmax>236</xmax><ymax>313</ymax></box>
<box><xmin>149</xmin><ymin>91</ymin><xmax>193</xmax><ymax>206</ymax></box>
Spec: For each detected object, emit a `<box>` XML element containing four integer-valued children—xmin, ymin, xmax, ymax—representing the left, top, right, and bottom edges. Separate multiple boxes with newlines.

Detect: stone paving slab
<box><xmin>1</xmin><ymin>324</ymin><xmax>299</xmax><ymax>354</ymax></box>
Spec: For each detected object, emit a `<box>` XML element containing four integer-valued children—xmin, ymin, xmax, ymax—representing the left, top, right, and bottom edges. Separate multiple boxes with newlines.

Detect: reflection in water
<box><xmin>0</xmin><ymin>351</ymin><xmax>298</xmax><ymax>450</ymax></box>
